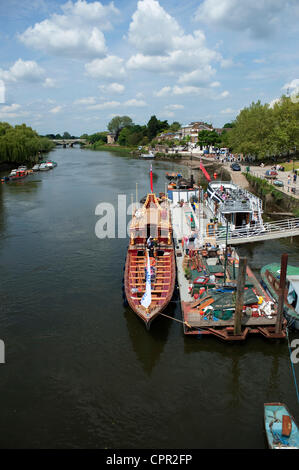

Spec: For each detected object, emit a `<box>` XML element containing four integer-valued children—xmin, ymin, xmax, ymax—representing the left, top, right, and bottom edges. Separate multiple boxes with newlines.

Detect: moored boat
<box><xmin>39</xmin><ymin>162</ymin><xmax>50</xmax><ymax>171</ymax></box>
<box><xmin>8</xmin><ymin>169</ymin><xmax>28</xmax><ymax>181</ymax></box>
<box><xmin>206</xmin><ymin>181</ymin><xmax>264</xmax><ymax>233</ymax></box>
<box><xmin>124</xmin><ymin>192</ymin><xmax>176</xmax><ymax>329</ymax></box>
<box><xmin>32</xmin><ymin>164</ymin><xmax>40</xmax><ymax>171</ymax></box>
<box><xmin>261</xmin><ymin>263</ymin><xmax>299</xmax><ymax>330</ymax></box>
<box><xmin>264</xmin><ymin>403</ymin><xmax>299</xmax><ymax>449</ymax></box>
<box><xmin>140</xmin><ymin>151</ymin><xmax>155</xmax><ymax>159</ymax></box>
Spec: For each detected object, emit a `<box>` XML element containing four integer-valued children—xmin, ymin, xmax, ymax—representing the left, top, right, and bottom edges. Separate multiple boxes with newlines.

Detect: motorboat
<box><xmin>39</xmin><ymin>163</ymin><xmax>50</xmax><ymax>171</ymax></box>
<box><xmin>261</xmin><ymin>263</ymin><xmax>299</xmax><ymax>330</ymax></box>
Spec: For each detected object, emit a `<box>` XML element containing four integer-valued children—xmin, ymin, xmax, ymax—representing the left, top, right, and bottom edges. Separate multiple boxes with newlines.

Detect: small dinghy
<box><xmin>264</xmin><ymin>403</ymin><xmax>299</xmax><ymax>449</ymax></box>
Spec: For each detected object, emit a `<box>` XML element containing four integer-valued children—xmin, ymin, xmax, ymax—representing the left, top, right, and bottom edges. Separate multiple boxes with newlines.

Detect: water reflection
<box><xmin>124</xmin><ymin>300</ymin><xmax>176</xmax><ymax>376</ymax></box>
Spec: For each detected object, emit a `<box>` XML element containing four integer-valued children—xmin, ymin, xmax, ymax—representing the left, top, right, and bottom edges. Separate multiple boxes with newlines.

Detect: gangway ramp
<box><xmin>216</xmin><ymin>217</ymin><xmax>299</xmax><ymax>245</ymax></box>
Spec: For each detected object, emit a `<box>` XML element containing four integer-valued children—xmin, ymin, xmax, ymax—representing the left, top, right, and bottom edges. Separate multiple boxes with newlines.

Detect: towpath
<box><xmin>182</xmin><ymin>153</ymin><xmax>299</xmax><ymax>200</ymax></box>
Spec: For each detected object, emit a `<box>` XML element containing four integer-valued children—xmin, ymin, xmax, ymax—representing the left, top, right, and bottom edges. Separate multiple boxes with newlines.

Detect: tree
<box><xmin>107</xmin><ymin>116</ymin><xmax>133</xmax><ymax>140</ymax></box>
<box><xmin>221</xmin><ymin>96</ymin><xmax>299</xmax><ymax>159</ymax></box>
<box><xmin>169</xmin><ymin>121</ymin><xmax>181</xmax><ymax>132</ymax></box>
<box><xmin>147</xmin><ymin>116</ymin><xmax>169</xmax><ymax>141</ymax></box>
<box><xmin>0</xmin><ymin>122</ymin><xmax>55</xmax><ymax>164</ymax></box>
<box><xmin>197</xmin><ymin>130</ymin><xmax>221</xmax><ymax>148</ymax></box>
<box><xmin>62</xmin><ymin>131</ymin><xmax>71</xmax><ymax>139</ymax></box>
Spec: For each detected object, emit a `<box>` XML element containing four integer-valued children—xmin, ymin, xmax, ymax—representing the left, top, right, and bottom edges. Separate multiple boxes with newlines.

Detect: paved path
<box><xmin>184</xmin><ymin>154</ymin><xmax>299</xmax><ymax>200</ymax></box>
<box><xmin>231</xmin><ymin>163</ymin><xmax>299</xmax><ymax>200</ymax></box>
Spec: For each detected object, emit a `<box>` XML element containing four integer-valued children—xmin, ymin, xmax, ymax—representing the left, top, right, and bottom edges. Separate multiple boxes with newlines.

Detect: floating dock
<box><xmin>170</xmin><ymin>187</ymin><xmax>287</xmax><ymax>341</ymax></box>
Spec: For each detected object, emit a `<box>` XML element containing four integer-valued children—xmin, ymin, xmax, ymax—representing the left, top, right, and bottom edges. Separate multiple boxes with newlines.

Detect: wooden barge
<box><xmin>124</xmin><ymin>193</ymin><xmax>176</xmax><ymax>329</ymax></box>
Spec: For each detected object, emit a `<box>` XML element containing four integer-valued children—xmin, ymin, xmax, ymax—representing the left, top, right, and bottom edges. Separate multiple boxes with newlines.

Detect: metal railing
<box><xmin>215</xmin><ymin>217</ymin><xmax>299</xmax><ymax>243</ymax></box>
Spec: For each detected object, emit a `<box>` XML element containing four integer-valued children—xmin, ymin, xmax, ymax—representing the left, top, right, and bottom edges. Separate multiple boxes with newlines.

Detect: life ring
<box><xmin>150</xmin><ymin>258</ymin><xmax>156</xmax><ymax>267</ymax></box>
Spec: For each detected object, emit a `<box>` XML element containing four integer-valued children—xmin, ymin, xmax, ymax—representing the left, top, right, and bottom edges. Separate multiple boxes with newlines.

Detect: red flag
<box><xmin>150</xmin><ymin>164</ymin><xmax>153</xmax><ymax>192</ymax></box>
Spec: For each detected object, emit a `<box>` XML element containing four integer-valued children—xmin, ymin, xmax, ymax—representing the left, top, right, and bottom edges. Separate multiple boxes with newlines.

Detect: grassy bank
<box><xmin>86</xmin><ymin>143</ymin><xmax>136</xmax><ymax>155</ymax></box>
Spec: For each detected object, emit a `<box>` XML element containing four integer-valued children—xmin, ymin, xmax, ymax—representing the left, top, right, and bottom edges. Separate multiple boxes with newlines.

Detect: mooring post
<box><xmin>234</xmin><ymin>256</ymin><xmax>247</xmax><ymax>336</ymax></box>
<box><xmin>275</xmin><ymin>253</ymin><xmax>288</xmax><ymax>334</ymax></box>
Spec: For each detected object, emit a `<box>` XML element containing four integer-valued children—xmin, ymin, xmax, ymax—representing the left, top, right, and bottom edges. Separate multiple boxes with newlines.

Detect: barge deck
<box><xmin>170</xmin><ymin>195</ymin><xmax>286</xmax><ymax>341</ymax></box>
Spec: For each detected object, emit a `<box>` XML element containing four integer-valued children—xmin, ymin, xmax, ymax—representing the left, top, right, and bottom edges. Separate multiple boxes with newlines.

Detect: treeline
<box><xmin>221</xmin><ymin>95</ymin><xmax>299</xmax><ymax>159</ymax></box>
<box><xmin>82</xmin><ymin>115</ymin><xmax>182</xmax><ymax>149</ymax></box>
<box><xmin>0</xmin><ymin>122</ymin><xmax>55</xmax><ymax>164</ymax></box>
<box><xmin>44</xmin><ymin>132</ymin><xmax>79</xmax><ymax>139</ymax></box>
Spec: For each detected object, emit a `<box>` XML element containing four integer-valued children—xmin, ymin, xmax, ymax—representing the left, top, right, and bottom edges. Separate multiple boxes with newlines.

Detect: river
<box><xmin>0</xmin><ymin>147</ymin><xmax>298</xmax><ymax>449</ymax></box>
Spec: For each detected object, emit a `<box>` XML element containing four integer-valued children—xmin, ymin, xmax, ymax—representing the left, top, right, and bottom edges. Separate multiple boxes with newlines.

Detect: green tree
<box><xmin>0</xmin><ymin>122</ymin><xmax>54</xmax><ymax>164</ymax></box>
<box><xmin>197</xmin><ymin>130</ymin><xmax>221</xmax><ymax>148</ymax></box>
<box><xmin>62</xmin><ymin>131</ymin><xmax>71</xmax><ymax>139</ymax></box>
<box><xmin>147</xmin><ymin>116</ymin><xmax>169</xmax><ymax>141</ymax></box>
<box><xmin>107</xmin><ymin>116</ymin><xmax>133</xmax><ymax>140</ymax></box>
<box><xmin>169</xmin><ymin>121</ymin><xmax>181</xmax><ymax>132</ymax></box>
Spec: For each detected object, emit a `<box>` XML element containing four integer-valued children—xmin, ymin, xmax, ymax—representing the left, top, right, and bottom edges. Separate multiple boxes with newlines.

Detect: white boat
<box><xmin>39</xmin><ymin>163</ymin><xmax>50</xmax><ymax>171</ymax></box>
<box><xmin>32</xmin><ymin>164</ymin><xmax>40</xmax><ymax>171</ymax></box>
<box><xmin>206</xmin><ymin>181</ymin><xmax>264</xmax><ymax>234</ymax></box>
<box><xmin>9</xmin><ymin>169</ymin><xmax>18</xmax><ymax>176</ymax></box>
<box><xmin>45</xmin><ymin>160</ymin><xmax>57</xmax><ymax>169</ymax></box>
<box><xmin>140</xmin><ymin>151</ymin><xmax>155</xmax><ymax>159</ymax></box>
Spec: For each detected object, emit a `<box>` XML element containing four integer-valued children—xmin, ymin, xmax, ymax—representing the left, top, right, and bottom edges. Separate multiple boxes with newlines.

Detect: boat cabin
<box><xmin>206</xmin><ymin>181</ymin><xmax>263</xmax><ymax>230</ymax></box>
<box><xmin>129</xmin><ymin>193</ymin><xmax>172</xmax><ymax>247</ymax></box>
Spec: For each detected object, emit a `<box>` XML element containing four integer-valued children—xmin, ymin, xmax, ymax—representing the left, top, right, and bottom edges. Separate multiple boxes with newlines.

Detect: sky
<box><xmin>0</xmin><ymin>0</ymin><xmax>299</xmax><ymax>136</ymax></box>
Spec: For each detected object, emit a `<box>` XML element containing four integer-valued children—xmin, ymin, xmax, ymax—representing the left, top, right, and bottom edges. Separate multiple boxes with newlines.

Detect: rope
<box><xmin>160</xmin><ymin>312</ymin><xmax>191</xmax><ymax>328</ymax></box>
<box><xmin>286</xmin><ymin>327</ymin><xmax>299</xmax><ymax>404</ymax></box>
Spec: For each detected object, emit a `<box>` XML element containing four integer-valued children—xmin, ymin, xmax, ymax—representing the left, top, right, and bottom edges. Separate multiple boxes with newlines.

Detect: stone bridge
<box><xmin>53</xmin><ymin>139</ymin><xmax>87</xmax><ymax>147</ymax></box>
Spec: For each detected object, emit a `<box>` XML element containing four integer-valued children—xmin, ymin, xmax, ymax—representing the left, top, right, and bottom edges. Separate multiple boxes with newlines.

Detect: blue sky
<box><xmin>0</xmin><ymin>0</ymin><xmax>299</xmax><ymax>136</ymax></box>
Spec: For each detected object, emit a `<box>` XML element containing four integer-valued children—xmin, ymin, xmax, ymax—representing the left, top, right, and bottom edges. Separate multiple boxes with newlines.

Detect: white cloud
<box><xmin>128</xmin><ymin>0</ymin><xmax>182</xmax><ymax>56</ymax></box>
<box><xmin>178</xmin><ymin>66</ymin><xmax>216</xmax><ymax>86</ymax></box>
<box><xmin>124</xmin><ymin>99</ymin><xmax>147</xmax><ymax>107</ymax></box>
<box><xmin>161</xmin><ymin>111</ymin><xmax>175</xmax><ymax>118</ymax></box>
<box><xmin>153</xmin><ymin>86</ymin><xmax>172</xmax><ymax>97</ymax></box>
<box><xmin>87</xmin><ymin>101</ymin><xmax>121</xmax><ymax>110</ymax></box>
<box><xmin>282</xmin><ymin>78</ymin><xmax>299</xmax><ymax>103</ymax></box>
<box><xmin>73</xmin><ymin>97</ymin><xmax>97</xmax><ymax>105</ymax></box>
<box><xmin>0</xmin><ymin>80</ymin><xmax>5</xmax><ymax>103</ymax></box>
<box><xmin>220</xmin><ymin>90</ymin><xmax>230</xmax><ymax>98</ymax></box>
<box><xmin>43</xmin><ymin>77</ymin><xmax>57</xmax><ymax>88</ymax></box>
<box><xmin>282</xmin><ymin>79</ymin><xmax>299</xmax><ymax>91</ymax></box>
<box><xmin>85</xmin><ymin>56</ymin><xmax>126</xmax><ymax>79</ymax></box>
<box><xmin>50</xmin><ymin>105</ymin><xmax>63</xmax><ymax>113</ymax></box>
<box><xmin>19</xmin><ymin>0</ymin><xmax>119</xmax><ymax>59</ymax></box>
<box><xmin>165</xmin><ymin>104</ymin><xmax>184</xmax><ymax>110</ymax></box>
<box><xmin>269</xmin><ymin>98</ymin><xmax>281</xmax><ymax>108</ymax></box>
<box><xmin>154</xmin><ymin>84</ymin><xmax>230</xmax><ymax>100</ymax></box>
<box><xmin>195</xmin><ymin>0</ymin><xmax>290</xmax><ymax>38</ymax></box>
<box><xmin>0</xmin><ymin>59</ymin><xmax>45</xmax><ymax>82</ymax></box>
<box><xmin>172</xmin><ymin>86</ymin><xmax>206</xmax><ymax>95</ymax></box>
<box><xmin>0</xmin><ymin>103</ymin><xmax>28</xmax><ymax>118</ymax></box>
<box><xmin>127</xmin><ymin>0</ymin><xmax>222</xmax><ymax>85</ymax></box>
<box><xmin>220</xmin><ymin>107</ymin><xmax>236</xmax><ymax>114</ymax></box>
<box><xmin>98</xmin><ymin>83</ymin><xmax>125</xmax><ymax>94</ymax></box>
<box><xmin>0</xmin><ymin>103</ymin><xmax>21</xmax><ymax>113</ymax></box>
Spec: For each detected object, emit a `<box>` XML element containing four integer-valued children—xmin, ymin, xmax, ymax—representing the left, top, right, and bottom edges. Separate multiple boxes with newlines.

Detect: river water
<box><xmin>0</xmin><ymin>147</ymin><xmax>298</xmax><ymax>449</ymax></box>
